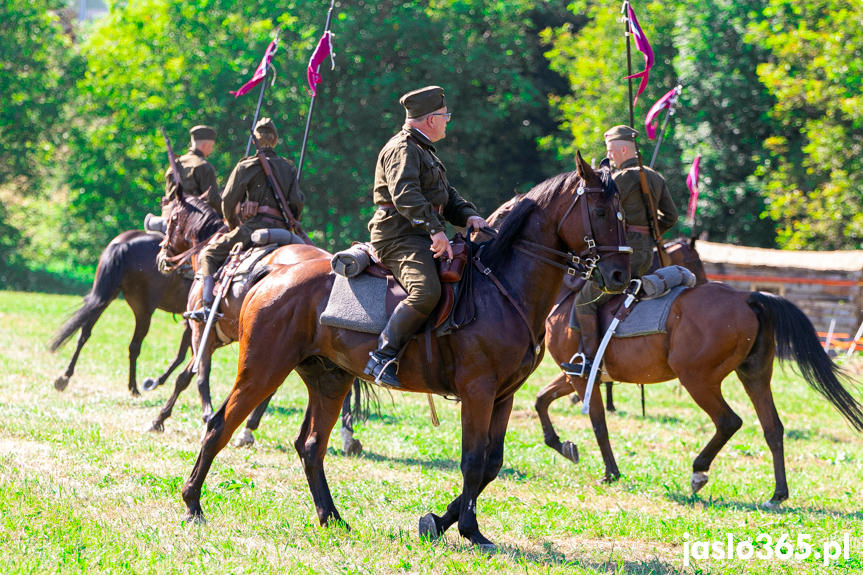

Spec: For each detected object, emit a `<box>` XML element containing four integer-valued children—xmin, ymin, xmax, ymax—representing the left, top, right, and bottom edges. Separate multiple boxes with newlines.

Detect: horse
<box><xmin>49</xmin><ymin>229</ymin><xmax>193</xmax><ymax>396</ymax></box>
<box><xmin>535</xmin><ymin>264</ymin><xmax>863</xmax><ymax>507</ymax></box>
<box><xmin>148</xmin><ymin>193</ymin><xmax>331</xmax><ymax>436</ymax></box>
<box><xmin>179</xmin><ymin>153</ymin><xmax>632</xmax><ymax>550</ymax></box>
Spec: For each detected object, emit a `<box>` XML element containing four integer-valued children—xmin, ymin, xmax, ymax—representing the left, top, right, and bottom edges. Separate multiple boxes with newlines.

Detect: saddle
<box><xmin>212</xmin><ymin>228</ymin><xmax>303</xmax><ymax>300</ymax></box>
<box><xmin>321</xmin><ymin>235</ymin><xmax>474</xmax><ymax>334</ymax></box>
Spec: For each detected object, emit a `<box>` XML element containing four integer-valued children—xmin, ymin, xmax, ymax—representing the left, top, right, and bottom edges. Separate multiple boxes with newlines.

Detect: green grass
<box><xmin>0</xmin><ymin>290</ymin><xmax>861</xmax><ymax>574</ymax></box>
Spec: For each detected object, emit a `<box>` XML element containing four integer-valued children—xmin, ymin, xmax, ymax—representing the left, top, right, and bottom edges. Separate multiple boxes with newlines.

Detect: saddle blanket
<box><xmin>320</xmin><ymin>273</ymin><xmax>389</xmax><ymax>334</ymax></box>
<box><xmin>570</xmin><ymin>285</ymin><xmax>689</xmax><ymax>338</ymax></box>
<box><xmin>217</xmin><ymin>244</ymin><xmax>278</xmax><ymax>300</ymax></box>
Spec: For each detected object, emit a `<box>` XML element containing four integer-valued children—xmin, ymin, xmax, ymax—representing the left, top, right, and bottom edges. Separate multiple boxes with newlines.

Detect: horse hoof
<box><xmin>762</xmin><ymin>499</ymin><xmax>783</xmax><ymax>510</ymax></box>
<box><xmin>234</xmin><ymin>428</ymin><xmax>255</xmax><ymax>448</ymax></box>
<box><xmin>183</xmin><ymin>511</ymin><xmax>207</xmax><ymax>525</ymax></box>
<box><xmin>343</xmin><ymin>438</ymin><xmax>363</xmax><ymax>457</ymax></box>
<box><xmin>475</xmin><ymin>542</ymin><xmax>498</xmax><ymax>554</ymax></box>
<box><xmin>142</xmin><ymin>378</ymin><xmax>159</xmax><ymax>392</ymax></box>
<box><xmin>691</xmin><ymin>471</ymin><xmax>709</xmax><ymax>494</ymax></box>
<box><xmin>418</xmin><ymin>513</ymin><xmax>442</xmax><ymax>540</ymax></box>
<box><xmin>148</xmin><ymin>421</ymin><xmax>165</xmax><ymax>433</ymax></box>
<box><xmin>54</xmin><ymin>375</ymin><xmax>69</xmax><ymax>391</ymax></box>
<box><xmin>561</xmin><ymin>441</ymin><xmax>579</xmax><ymax>464</ymax></box>
<box><xmin>130</xmin><ymin>387</ymin><xmax>141</xmax><ymax>397</ymax></box>
<box><xmin>601</xmin><ymin>472</ymin><xmax>620</xmax><ymax>484</ymax></box>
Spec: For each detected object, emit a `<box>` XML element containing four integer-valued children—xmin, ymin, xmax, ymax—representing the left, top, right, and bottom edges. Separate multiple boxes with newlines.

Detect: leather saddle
<box><xmin>361</xmin><ymin>234</ymin><xmax>470</xmax><ymax>330</ymax></box>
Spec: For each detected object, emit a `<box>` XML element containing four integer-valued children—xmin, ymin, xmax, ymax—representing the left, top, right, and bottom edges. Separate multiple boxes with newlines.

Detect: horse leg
<box><xmin>193</xmin><ymin>338</ymin><xmax>216</xmax><ymax>422</ymax></box>
<box><xmin>293</xmin><ymin>363</ymin><xmax>354</xmax><ymax>527</ymax></box>
<box><xmin>535</xmin><ymin>373</ymin><xmax>580</xmax><ymax>463</ymax></box>
<box><xmin>605</xmin><ymin>381</ymin><xmax>616</xmax><ymax>412</ymax></box>
<box><xmin>148</xmin><ymin>361</ymin><xmax>195</xmax><ymax>433</ymax></box>
<box><xmin>126</xmin><ymin>306</ymin><xmax>155</xmax><ymax>396</ymax></box>
<box><xmin>55</xmin><ymin>321</ymin><xmax>95</xmax><ymax>391</ymax></box>
<box><xmin>679</xmin><ymin>376</ymin><xmax>743</xmax><ymax>495</ymax></box>
<box><xmin>234</xmin><ymin>392</ymin><xmax>275</xmax><ymax>447</ymax></box>
<box><xmin>182</xmin><ymin>361</ymin><xmax>296</xmax><ymax>522</ymax></box>
<box><xmin>570</xmin><ymin>377</ymin><xmax>620</xmax><ymax>482</ymax></box>
<box><xmin>737</xmin><ymin>356</ymin><xmax>787</xmax><ymax>506</ymax></box>
<box><xmin>420</xmin><ymin>395</ymin><xmax>513</xmax><ymax>550</ymax></box>
<box><xmin>340</xmin><ymin>386</ymin><xmax>362</xmax><ymax>456</ymax></box>
<box><xmin>143</xmin><ymin>324</ymin><xmax>191</xmax><ymax>392</ymax></box>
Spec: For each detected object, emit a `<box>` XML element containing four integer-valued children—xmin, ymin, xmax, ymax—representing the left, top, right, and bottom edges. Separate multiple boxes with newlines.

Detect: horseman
<box><xmin>364</xmin><ymin>85</ymin><xmax>488</xmax><ymax>388</ymax></box>
<box><xmin>165</xmin><ymin>125</ymin><xmax>222</xmax><ymax>215</ymax></box>
<box><xmin>186</xmin><ymin>117</ymin><xmax>303</xmax><ymax>322</ymax></box>
<box><xmin>572</xmin><ymin>125</ymin><xmax>678</xmax><ymax>372</ymax></box>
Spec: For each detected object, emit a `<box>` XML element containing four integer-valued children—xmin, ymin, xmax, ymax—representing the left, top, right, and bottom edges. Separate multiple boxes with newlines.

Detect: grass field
<box><xmin>0</xmin><ymin>290</ymin><xmax>861</xmax><ymax>574</ymax></box>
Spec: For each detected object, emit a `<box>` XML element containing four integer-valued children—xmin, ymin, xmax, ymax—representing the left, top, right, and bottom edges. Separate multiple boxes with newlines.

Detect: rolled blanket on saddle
<box><xmin>640</xmin><ymin>265</ymin><xmax>696</xmax><ymax>299</ymax></box>
<box><xmin>250</xmin><ymin>228</ymin><xmax>306</xmax><ymax>247</ymax></box>
<box><xmin>331</xmin><ymin>244</ymin><xmax>374</xmax><ymax>278</ymax></box>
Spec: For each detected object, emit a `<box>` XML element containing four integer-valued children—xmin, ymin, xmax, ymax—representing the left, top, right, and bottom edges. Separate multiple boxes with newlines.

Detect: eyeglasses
<box><xmin>430</xmin><ymin>112</ymin><xmax>452</xmax><ymax>122</ymax></box>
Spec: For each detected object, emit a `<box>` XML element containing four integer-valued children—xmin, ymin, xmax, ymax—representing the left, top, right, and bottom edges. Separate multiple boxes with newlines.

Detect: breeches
<box><xmin>373</xmin><ymin>237</ymin><xmax>441</xmax><ymax>316</ymax></box>
<box><xmin>574</xmin><ymin>232</ymin><xmax>653</xmax><ymax>315</ymax></box>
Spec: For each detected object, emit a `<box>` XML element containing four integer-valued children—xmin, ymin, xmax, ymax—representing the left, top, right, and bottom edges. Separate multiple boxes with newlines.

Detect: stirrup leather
<box><xmin>561</xmin><ymin>352</ymin><xmax>593</xmax><ymax>377</ymax></box>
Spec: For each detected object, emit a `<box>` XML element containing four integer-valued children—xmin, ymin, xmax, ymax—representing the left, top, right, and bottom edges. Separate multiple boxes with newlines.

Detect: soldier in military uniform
<box><xmin>187</xmin><ymin>117</ymin><xmax>303</xmax><ymax>322</ymax></box>
<box><xmin>364</xmin><ymin>86</ymin><xmax>488</xmax><ymax>388</ymax></box>
<box><xmin>572</xmin><ymin>125</ymin><xmax>678</xmax><ymax>372</ymax></box>
<box><xmin>165</xmin><ymin>125</ymin><xmax>222</xmax><ymax>215</ymax></box>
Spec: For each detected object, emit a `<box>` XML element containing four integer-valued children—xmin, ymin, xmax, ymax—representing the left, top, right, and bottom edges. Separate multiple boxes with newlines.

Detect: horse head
<box><xmin>553</xmin><ymin>151</ymin><xmax>630</xmax><ymax>293</ymax></box>
<box><xmin>156</xmin><ymin>195</ymin><xmax>225</xmax><ymax>274</ymax></box>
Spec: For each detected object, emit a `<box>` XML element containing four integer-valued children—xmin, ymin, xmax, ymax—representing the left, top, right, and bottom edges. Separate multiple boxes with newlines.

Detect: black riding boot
<box><xmin>185</xmin><ymin>275</ymin><xmax>216</xmax><ymax>323</ymax></box>
<box><xmin>562</xmin><ymin>311</ymin><xmax>600</xmax><ymax>377</ymax></box>
<box><xmin>364</xmin><ymin>302</ymin><xmax>429</xmax><ymax>388</ymax></box>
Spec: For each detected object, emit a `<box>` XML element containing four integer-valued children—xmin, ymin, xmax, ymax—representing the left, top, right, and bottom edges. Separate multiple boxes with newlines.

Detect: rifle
<box><xmin>249</xmin><ymin>132</ymin><xmax>313</xmax><ymax>245</ymax></box>
<box><xmin>160</xmin><ymin>126</ymin><xmax>183</xmax><ymax>194</ymax></box>
<box><xmin>634</xmin><ymin>147</ymin><xmax>671</xmax><ymax>267</ymax></box>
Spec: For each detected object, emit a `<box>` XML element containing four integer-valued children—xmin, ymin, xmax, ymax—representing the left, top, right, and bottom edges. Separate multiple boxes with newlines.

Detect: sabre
<box><xmin>191</xmin><ymin>243</ymin><xmax>243</xmax><ymax>374</ymax></box>
<box><xmin>581</xmin><ymin>280</ymin><xmax>641</xmax><ymax>415</ymax></box>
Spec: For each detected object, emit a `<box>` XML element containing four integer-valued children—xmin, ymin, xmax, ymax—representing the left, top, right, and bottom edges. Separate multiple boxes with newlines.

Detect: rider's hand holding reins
<box><xmin>430</xmin><ymin>231</ymin><xmax>453</xmax><ymax>260</ymax></box>
<box><xmin>466</xmin><ymin>215</ymin><xmax>489</xmax><ymax>235</ymax></box>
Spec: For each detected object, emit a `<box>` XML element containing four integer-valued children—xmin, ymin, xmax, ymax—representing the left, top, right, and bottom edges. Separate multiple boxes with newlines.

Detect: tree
<box><xmin>749</xmin><ymin>0</ymin><xmax>863</xmax><ymax>249</ymax></box>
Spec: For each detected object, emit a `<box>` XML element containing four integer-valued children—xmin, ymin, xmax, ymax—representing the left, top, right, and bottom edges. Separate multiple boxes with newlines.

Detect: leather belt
<box><xmin>626</xmin><ymin>224</ymin><xmax>650</xmax><ymax>235</ymax></box>
<box><xmin>377</xmin><ymin>202</ymin><xmax>443</xmax><ymax>214</ymax></box>
<box><xmin>240</xmin><ymin>204</ymin><xmax>285</xmax><ymax>223</ymax></box>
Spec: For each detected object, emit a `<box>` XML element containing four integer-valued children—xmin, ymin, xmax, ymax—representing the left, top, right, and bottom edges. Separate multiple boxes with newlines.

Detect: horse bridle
<box><xmin>508</xmin><ymin>183</ymin><xmax>632</xmax><ymax>282</ymax></box>
<box><xmin>157</xmin><ymin>204</ymin><xmax>210</xmax><ymax>273</ymax></box>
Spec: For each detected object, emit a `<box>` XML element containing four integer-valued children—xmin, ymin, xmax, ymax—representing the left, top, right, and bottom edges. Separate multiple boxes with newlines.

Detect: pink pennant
<box><xmin>623</xmin><ymin>4</ymin><xmax>654</xmax><ymax>108</ymax></box>
<box><xmin>686</xmin><ymin>154</ymin><xmax>701</xmax><ymax>226</ymax></box>
<box><xmin>307</xmin><ymin>31</ymin><xmax>334</xmax><ymax>96</ymax></box>
<box><xmin>645</xmin><ymin>86</ymin><xmax>681</xmax><ymax>140</ymax></box>
<box><xmin>231</xmin><ymin>38</ymin><xmax>278</xmax><ymax>97</ymax></box>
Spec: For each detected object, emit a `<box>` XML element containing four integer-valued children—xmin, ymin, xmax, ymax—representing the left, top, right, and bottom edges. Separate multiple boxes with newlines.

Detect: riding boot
<box><xmin>185</xmin><ymin>275</ymin><xmax>216</xmax><ymax>323</ymax></box>
<box><xmin>562</xmin><ymin>311</ymin><xmax>601</xmax><ymax>377</ymax></box>
<box><xmin>364</xmin><ymin>302</ymin><xmax>429</xmax><ymax>389</ymax></box>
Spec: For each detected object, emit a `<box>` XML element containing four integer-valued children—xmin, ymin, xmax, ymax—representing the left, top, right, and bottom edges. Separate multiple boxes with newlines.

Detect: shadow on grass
<box><xmin>666</xmin><ymin>492</ymin><xmax>863</xmax><ymax>520</ymax></box>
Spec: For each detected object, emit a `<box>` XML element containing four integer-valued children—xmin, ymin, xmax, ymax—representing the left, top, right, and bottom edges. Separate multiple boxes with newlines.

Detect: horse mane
<box><xmin>481</xmin><ymin>165</ymin><xmax>617</xmax><ymax>269</ymax></box>
<box><xmin>178</xmin><ymin>195</ymin><xmax>224</xmax><ymax>242</ymax></box>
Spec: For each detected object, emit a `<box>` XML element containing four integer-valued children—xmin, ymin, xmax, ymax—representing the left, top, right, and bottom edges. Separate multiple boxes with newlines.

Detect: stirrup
<box><xmin>364</xmin><ymin>352</ymin><xmax>402</xmax><ymax>389</ymax></box>
<box><xmin>561</xmin><ymin>352</ymin><xmax>592</xmax><ymax>377</ymax></box>
<box><xmin>183</xmin><ymin>306</ymin><xmax>221</xmax><ymax>323</ymax></box>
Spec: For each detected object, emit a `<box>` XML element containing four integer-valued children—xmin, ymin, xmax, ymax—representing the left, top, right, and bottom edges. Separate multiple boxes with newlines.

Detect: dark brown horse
<box><xmin>536</xmin><ymin>273</ymin><xmax>863</xmax><ymax>507</ymax></box>
<box><xmin>148</xmin><ymin>194</ymin><xmax>330</xmax><ymax>435</ymax></box>
<box><xmin>180</xmin><ymin>155</ymin><xmax>632</xmax><ymax>549</ymax></box>
<box><xmin>49</xmin><ymin>229</ymin><xmax>193</xmax><ymax>396</ymax></box>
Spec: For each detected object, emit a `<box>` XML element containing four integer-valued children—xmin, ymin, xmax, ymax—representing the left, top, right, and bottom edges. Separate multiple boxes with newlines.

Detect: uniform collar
<box><xmin>188</xmin><ymin>148</ymin><xmax>206</xmax><ymax>158</ymax></box>
<box><xmin>618</xmin><ymin>157</ymin><xmax>640</xmax><ymax>170</ymax></box>
<box><xmin>403</xmin><ymin>126</ymin><xmax>436</xmax><ymax>152</ymax></box>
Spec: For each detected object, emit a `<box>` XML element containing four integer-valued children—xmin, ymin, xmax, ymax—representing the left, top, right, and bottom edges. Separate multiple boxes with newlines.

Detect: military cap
<box><xmin>604</xmin><ymin>125</ymin><xmax>638</xmax><ymax>142</ymax></box>
<box><xmin>254</xmin><ymin>117</ymin><xmax>278</xmax><ymax>139</ymax></box>
<box><xmin>189</xmin><ymin>125</ymin><xmax>216</xmax><ymax>140</ymax></box>
<box><xmin>399</xmin><ymin>86</ymin><xmax>446</xmax><ymax>119</ymax></box>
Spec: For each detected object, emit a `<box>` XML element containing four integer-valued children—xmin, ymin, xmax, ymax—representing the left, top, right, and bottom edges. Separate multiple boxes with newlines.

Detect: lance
<box><xmin>296</xmin><ymin>0</ymin><xmax>336</xmax><ymax>184</ymax></box>
<box><xmin>649</xmin><ymin>85</ymin><xmax>682</xmax><ymax>168</ymax></box>
<box><xmin>244</xmin><ymin>31</ymin><xmax>280</xmax><ymax>157</ymax></box>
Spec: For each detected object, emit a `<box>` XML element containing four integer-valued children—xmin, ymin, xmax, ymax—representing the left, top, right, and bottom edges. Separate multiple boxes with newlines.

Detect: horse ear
<box><xmin>575</xmin><ymin>150</ymin><xmax>593</xmax><ymax>179</ymax></box>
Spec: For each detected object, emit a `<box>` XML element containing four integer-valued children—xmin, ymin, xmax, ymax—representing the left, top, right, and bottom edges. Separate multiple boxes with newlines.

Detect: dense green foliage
<box><xmin>1</xmin><ymin>0</ymin><xmax>861</xmax><ymax>285</ymax></box>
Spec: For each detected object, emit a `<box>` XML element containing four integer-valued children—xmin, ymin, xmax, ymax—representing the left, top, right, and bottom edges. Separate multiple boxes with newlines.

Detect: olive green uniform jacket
<box><xmin>575</xmin><ymin>158</ymin><xmax>678</xmax><ymax>314</ymax></box>
<box><xmin>367</xmin><ymin>127</ymin><xmax>479</xmax><ymax>315</ymax></box>
<box><xmin>165</xmin><ymin>149</ymin><xmax>221</xmax><ymax>215</ymax></box>
<box><xmin>199</xmin><ymin>148</ymin><xmax>304</xmax><ymax>277</ymax></box>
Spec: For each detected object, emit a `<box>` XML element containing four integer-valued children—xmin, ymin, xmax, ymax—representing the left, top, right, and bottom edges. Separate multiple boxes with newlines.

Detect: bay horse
<box><xmin>49</xmin><ymin>229</ymin><xmax>193</xmax><ymax>396</ymax></box>
<box><xmin>180</xmin><ymin>154</ymin><xmax>632</xmax><ymax>549</ymax></box>
<box><xmin>536</xmin><ymin>270</ymin><xmax>863</xmax><ymax>507</ymax></box>
<box><xmin>149</xmin><ymin>192</ymin><xmax>330</xmax><ymax>436</ymax></box>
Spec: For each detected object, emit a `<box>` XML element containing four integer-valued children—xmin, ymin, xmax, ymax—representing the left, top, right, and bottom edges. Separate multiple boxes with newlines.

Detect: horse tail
<box><xmin>748</xmin><ymin>291</ymin><xmax>863</xmax><ymax>431</ymax></box>
<box><xmin>49</xmin><ymin>239</ymin><xmax>128</xmax><ymax>351</ymax></box>
<box><xmin>350</xmin><ymin>378</ymin><xmax>379</xmax><ymax>423</ymax></box>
